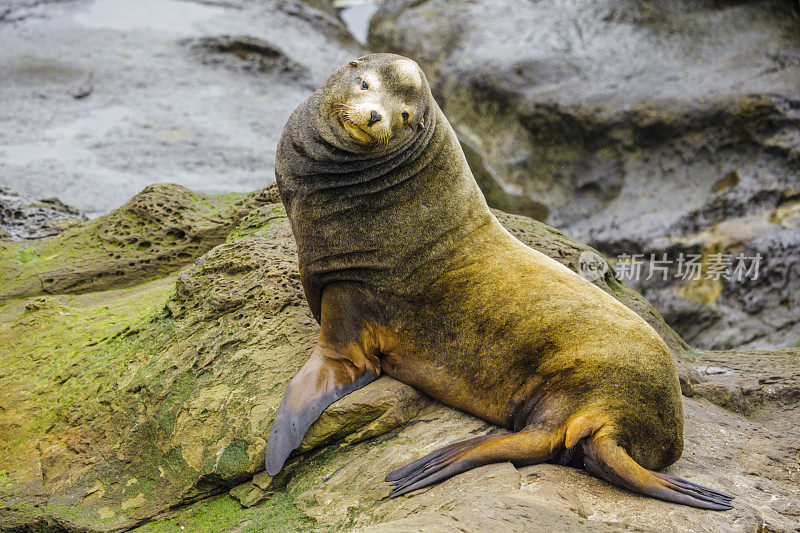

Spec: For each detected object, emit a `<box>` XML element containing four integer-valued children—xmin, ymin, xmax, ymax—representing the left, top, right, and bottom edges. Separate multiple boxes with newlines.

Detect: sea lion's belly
<box><xmin>375</xmin><ymin>281</ymin><xmax>579</xmax><ymax>425</ymax></box>
<box><xmin>379</xmin><ymin>343</ymin><xmax>537</xmax><ymax>427</ymax></box>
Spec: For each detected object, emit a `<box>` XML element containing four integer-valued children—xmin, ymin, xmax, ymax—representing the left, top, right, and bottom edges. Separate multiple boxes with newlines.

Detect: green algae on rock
<box><xmin>0</xmin><ymin>183</ymin><xmax>278</xmax><ymax>302</ymax></box>
<box><xmin>1</xmin><ymin>185</ymin><xmax>423</xmax><ymax>530</ymax></box>
<box><xmin>1</xmin><ymin>184</ymin><xmax>798</xmax><ymax>531</ymax></box>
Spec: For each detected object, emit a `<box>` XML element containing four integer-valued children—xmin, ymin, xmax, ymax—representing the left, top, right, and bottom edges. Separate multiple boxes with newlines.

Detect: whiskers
<box><xmin>333</xmin><ymin>102</ymin><xmax>356</xmax><ymax>124</ymax></box>
<box><xmin>374</xmin><ymin>130</ymin><xmax>391</xmax><ymax>148</ymax></box>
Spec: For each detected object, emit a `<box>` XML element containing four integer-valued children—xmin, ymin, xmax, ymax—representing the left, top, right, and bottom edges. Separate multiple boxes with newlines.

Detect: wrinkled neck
<box><xmin>276</xmin><ymin>101</ymin><xmax>491</xmax><ymax>321</ymax></box>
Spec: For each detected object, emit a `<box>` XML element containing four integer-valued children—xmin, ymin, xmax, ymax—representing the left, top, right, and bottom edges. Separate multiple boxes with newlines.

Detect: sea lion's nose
<box><xmin>367</xmin><ymin>110</ymin><xmax>382</xmax><ymax>127</ymax></box>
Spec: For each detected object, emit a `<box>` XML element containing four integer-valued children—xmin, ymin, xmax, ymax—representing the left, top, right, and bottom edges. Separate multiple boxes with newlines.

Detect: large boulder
<box><xmin>0</xmin><ymin>183</ymin><xmax>279</xmax><ymax>301</ymax></box>
<box><xmin>369</xmin><ymin>0</ymin><xmax>800</xmax><ymax>351</ymax></box>
<box><xmin>0</xmin><ymin>185</ymin><xmax>797</xmax><ymax>532</ymax></box>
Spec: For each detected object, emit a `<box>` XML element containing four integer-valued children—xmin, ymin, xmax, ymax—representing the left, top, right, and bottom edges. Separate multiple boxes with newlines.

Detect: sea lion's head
<box><xmin>318</xmin><ymin>53</ymin><xmax>430</xmax><ymax>151</ymax></box>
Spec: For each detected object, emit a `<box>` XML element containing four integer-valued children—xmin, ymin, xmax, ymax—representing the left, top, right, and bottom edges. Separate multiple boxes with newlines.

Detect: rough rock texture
<box><xmin>0</xmin><ymin>0</ymin><xmax>361</xmax><ymax>217</ymax></box>
<box><xmin>688</xmin><ymin>347</ymin><xmax>800</xmax><ymax>436</ymax></box>
<box><xmin>0</xmin><ymin>187</ymin><xmax>85</xmax><ymax>241</ymax></box>
<box><xmin>0</xmin><ymin>183</ymin><xmax>279</xmax><ymax>301</ymax></box>
<box><xmin>369</xmin><ymin>0</ymin><xmax>800</xmax><ymax>351</ymax></box>
<box><xmin>1</xmin><ymin>186</ymin><xmax>797</xmax><ymax>532</ymax></box>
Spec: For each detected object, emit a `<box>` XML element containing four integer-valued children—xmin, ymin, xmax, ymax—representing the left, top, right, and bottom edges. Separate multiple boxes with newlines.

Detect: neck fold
<box><xmin>276</xmin><ymin>101</ymin><xmax>491</xmax><ymax>321</ymax></box>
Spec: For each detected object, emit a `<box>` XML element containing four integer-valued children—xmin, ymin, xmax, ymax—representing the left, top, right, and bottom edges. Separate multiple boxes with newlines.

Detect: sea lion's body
<box><xmin>266</xmin><ymin>54</ymin><xmax>732</xmax><ymax>510</ymax></box>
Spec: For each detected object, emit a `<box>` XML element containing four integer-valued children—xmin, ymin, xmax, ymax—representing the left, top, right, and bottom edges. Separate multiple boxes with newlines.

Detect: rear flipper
<box><xmin>386</xmin><ymin>427</ymin><xmax>559</xmax><ymax>497</ymax></box>
<box><xmin>582</xmin><ymin>436</ymin><xmax>734</xmax><ymax>511</ymax></box>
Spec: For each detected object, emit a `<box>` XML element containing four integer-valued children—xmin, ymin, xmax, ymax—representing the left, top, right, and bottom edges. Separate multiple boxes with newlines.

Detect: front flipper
<box><xmin>265</xmin><ymin>347</ymin><xmax>378</xmax><ymax>476</ymax></box>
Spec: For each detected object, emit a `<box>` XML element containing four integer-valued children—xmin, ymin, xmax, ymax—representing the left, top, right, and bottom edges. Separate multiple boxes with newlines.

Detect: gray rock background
<box><xmin>0</xmin><ymin>187</ymin><xmax>85</xmax><ymax>240</ymax></box>
<box><xmin>0</xmin><ymin>0</ymin><xmax>360</xmax><ymax>218</ymax></box>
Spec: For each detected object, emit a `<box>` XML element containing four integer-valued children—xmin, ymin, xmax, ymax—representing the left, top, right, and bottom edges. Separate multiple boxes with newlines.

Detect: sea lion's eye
<box><xmin>361</xmin><ymin>80</ymin><xmax>369</xmax><ymax>90</ymax></box>
<box><xmin>402</xmin><ymin>112</ymin><xmax>410</xmax><ymax>121</ymax></box>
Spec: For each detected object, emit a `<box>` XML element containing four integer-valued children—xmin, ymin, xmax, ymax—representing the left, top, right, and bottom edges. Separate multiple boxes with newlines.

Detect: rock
<box><xmin>185</xmin><ymin>35</ymin><xmax>308</xmax><ymax>81</ymax></box>
<box><xmin>0</xmin><ymin>187</ymin><xmax>85</xmax><ymax>241</ymax></box>
<box><xmin>230</xmin><ymin>480</ymin><xmax>272</xmax><ymax>508</ymax></box>
<box><xmin>0</xmin><ymin>185</ymin><xmax>798</xmax><ymax>531</ymax></box>
<box><xmin>369</xmin><ymin>0</ymin><xmax>800</xmax><ymax>350</ymax></box>
<box><xmin>0</xmin><ymin>183</ymin><xmax>278</xmax><ymax>301</ymax></box>
<box><xmin>289</xmin><ymin>399</ymin><xmax>800</xmax><ymax>532</ymax></box>
<box><xmin>0</xmin><ymin>0</ymin><xmax>361</xmax><ymax>218</ymax></box>
<box><xmin>689</xmin><ymin>347</ymin><xmax>800</xmax><ymax>436</ymax></box>
<box><xmin>297</xmin><ymin>396</ymin><xmax>800</xmax><ymax>532</ymax></box>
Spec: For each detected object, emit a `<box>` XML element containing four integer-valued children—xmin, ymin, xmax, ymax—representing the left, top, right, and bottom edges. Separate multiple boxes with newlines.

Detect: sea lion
<box><xmin>265</xmin><ymin>53</ymin><xmax>733</xmax><ymax>511</ymax></box>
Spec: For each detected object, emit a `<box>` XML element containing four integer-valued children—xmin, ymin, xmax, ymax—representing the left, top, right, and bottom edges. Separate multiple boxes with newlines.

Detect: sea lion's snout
<box><xmin>338</xmin><ymin>101</ymin><xmax>392</xmax><ymax>145</ymax></box>
<box><xmin>367</xmin><ymin>110</ymin><xmax>382</xmax><ymax>127</ymax></box>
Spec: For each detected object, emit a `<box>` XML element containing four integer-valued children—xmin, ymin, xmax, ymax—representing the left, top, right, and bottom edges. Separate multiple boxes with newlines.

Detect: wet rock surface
<box><xmin>0</xmin><ymin>186</ymin><xmax>797</xmax><ymax>532</ymax></box>
<box><xmin>688</xmin><ymin>347</ymin><xmax>800</xmax><ymax>437</ymax></box>
<box><xmin>0</xmin><ymin>187</ymin><xmax>85</xmax><ymax>241</ymax></box>
<box><xmin>369</xmin><ymin>0</ymin><xmax>800</xmax><ymax>350</ymax></box>
<box><xmin>0</xmin><ymin>0</ymin><xmax>360</xmax><ymax>218</ymax></box>
<box><xmin>185</xmin><ymin>35</ymin><xmax>309</xmax><ymax>80</ymax></box>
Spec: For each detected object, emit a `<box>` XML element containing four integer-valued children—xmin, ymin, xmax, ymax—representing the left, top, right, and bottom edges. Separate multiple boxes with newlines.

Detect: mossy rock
<box><xmin>0</xmin><ymin>183</ymin><xmax>280</xmax><ymax>302</ymax></box>
<box><xmin>1</xmin><ymin>184</ymin><xmax>796</xmax><ymax>531</ymax></box>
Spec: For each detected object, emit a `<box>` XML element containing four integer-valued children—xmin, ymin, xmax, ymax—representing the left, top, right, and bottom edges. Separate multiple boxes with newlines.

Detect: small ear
<box><xmin>348</xmin><ymin>60</ymin><xmax>361</xmax><ymax>68</ymax></box>
<box><xmin>417</xmin><ymin>119</ymin><xmax>425</xmax><ymax>131</ymax></box>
